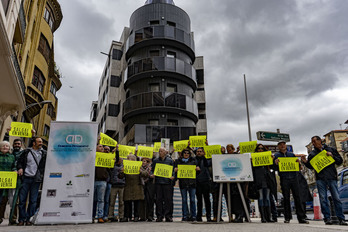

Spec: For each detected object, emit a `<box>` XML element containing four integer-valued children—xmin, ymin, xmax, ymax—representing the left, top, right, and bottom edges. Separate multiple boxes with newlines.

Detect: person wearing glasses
<box><xmin>174</xmin><ymin>149</ymin><xmax>199</xmax><ymax>221</ymax></box>
<box><xmin>252</xmin><ymin>144</ymin><xmax>276</xmax><ymax>223</ymax></box>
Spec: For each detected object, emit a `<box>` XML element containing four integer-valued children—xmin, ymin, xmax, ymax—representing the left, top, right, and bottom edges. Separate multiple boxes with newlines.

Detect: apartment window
<box><xmin>43</xmin><ymin>125</ymin><xmax>50</xmax><ymax>137</ymax></box>
<box><xmin>112</xmin><ymin>49</ymin><xmax>123</xmax><ymax>60</ymax></box>
<box><xmin>199</xmin><ymin>114</ymin><xmax>206</xmax><ymax>119</ymax></box>
<box><xmin>150</xmin><ymin>20</ymin><xmax>160</xmax><ymax>25</ymax></box>
<box><xmin>47</xmin><ymin>104</ymin><xmax>54</xmax><ymax>118</ymax></box>
<box><xmin>32</xmin><ymin>67</ymin><xmax>45</xmax><ymax>92</ymax></box>
<box><xmin>1</xmin><ymin>0</ymin><xmax>10</xmax><ymax>15</ymax></box>
<box><xmin>110</xmin><ymin>75</ymin><xmax>121</xmax><ymax>87</ymax></box>
<box><xmin>167</xmin><ymin>21</ymin><xmax>176</xmax><ymax>27</ymax></box>
<box><xmin>167</xmin><ymin>120</ymin><xmax>178</xmax><ymax>126</ymax></box>
<box><xmin>149</xmin><ymin>50</ymin><xmax>160</xmax><ymax>57</ymax></box>
<box><xmin>50</xmin><ymin>82</ymin><xmax>57</xmax><ymax>95</ymax></box>
<box><xmin>135</xmin><ymin>30</ymin><xmax>143</xmax><ymax>43</ymax></box>
<box><xmin>38</xmin><ymin>34</ymin><xmax>51</xmax><ymax>62</ymax></box>
<box><xmin>167</xmin><ymin>51</ymin><xmax>176</xmax><ymax>59</ymax></box>
<box><xmin>144</xmin><ymin>27</ymin><xmax>153</xmax><ymax>39</ymax></box>
<box><xmin>167</xmin><ymin>83</ymin><xmax>177</xmax><ymax>93</ymax></box>
<box><xmin>149</xmin><ymin>83</ymin><xmax>160</xmax><ymax>92</ymax></box>
<box><xmin>108</xmin><ymin>104</ymin><xmax>120</xmax><ymax>117</ymax></box>
<box><xmin>149</xmin><ymin>120</ymin><xmax>159</xmax><ymax>125</ymax></box>
<box><xmin>43</xmin><ymin>6</ymin><xmax>54</xmax><ymax>30</ymax></box>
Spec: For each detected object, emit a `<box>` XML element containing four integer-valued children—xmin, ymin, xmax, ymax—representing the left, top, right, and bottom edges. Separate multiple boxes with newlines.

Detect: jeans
<box><xmin>103</xmin><ymin>183</ymin><xmax>111</xmax><ymax>219</ymax></box>
<box><xmin>18</xmin><ymin>177</ymin><xmax>40</xmax><ymax>222</ymax></box>
<box><xmin>93</xmin><ymin>181</ymin><xmax>106</xmax><ymax>219</ymax></box>
<box><xmin>317</xmin><ymin>179</ymin><xmax>345</xmax><ymax>220</ymax></box>
<box><xmin>180</xmin><ymin>187</ymin><xmax>196</xmax><ymax>219</ymax></box>
<box><xmin>258</xmin><ymin>188</ymin><xmax>270</xmax><ymax>207</ymax></box>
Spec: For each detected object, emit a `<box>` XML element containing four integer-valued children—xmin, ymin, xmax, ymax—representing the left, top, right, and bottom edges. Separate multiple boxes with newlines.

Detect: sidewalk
<box><xmin>1</xmin><ymin>218</ymin><xmax>348</xmax><ymax>232</ymax></box>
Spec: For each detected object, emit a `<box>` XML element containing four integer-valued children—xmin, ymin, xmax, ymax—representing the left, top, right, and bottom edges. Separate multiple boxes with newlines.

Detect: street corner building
<box><xmin>0</xmin><ymin>0</ymin><xmax>63</xmax><ymax>148</ymax></box>
<box><xmin>91</xmin><ymin>0</ymin><xmax>207</xmax><ymax>146</ymax></box>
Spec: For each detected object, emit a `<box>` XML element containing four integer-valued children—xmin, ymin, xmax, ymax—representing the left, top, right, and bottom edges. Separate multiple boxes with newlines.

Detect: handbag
<box><xmin>29</xmin><ymin>151</ymin><xmax>43</xmax><ymax>183</ymax></box>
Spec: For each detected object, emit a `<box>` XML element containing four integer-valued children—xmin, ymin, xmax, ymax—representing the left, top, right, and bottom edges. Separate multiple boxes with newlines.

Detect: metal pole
<box><xmin>244</xmin><ymin>74</ymin><xmax>252</xmax><ymax>141</ymax></box>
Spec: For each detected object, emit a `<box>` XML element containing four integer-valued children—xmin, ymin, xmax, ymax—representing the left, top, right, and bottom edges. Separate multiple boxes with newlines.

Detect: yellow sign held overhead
<box><xmin>154</xmin><ymin>142</ymin><xmax>161</xmax><ymax>152</ymax></box>
<box><xmin>189</xmin><ymin>136</ymin><xmax>206</xmax><ymax>148</ymax></box>
<box><xmin>310</xmin><ymin>150</ymin><xmax>335</xmax><ymax>173</ymax></box>
<box><xmin>118</xmin><ymin>145</ymin><xmax>136</xmax><ymax>159</ymax></box>
<box><xmin>100</xmin><ymin>133</ymin><xmax>117</xmax><ymax>147</ymax></box>
<box><xmin>177</xmin><ymin>165</ymin><xmax>196</xmax><ymax>179</ymax></box>
<box><xmin>9</xmin><ymin>122</ymin><xmax>32</xmax><ymax>138</ymax></box>
<box><xmin>251</xmin><ymin>151</ymin><xmax>273</xmax><ymax>167</ymax></box>
<box><xmin>173</xmin><ymin>140</ymin><xmax>189</xmax><ymax>152</ymax></box>
<box><xmin>123</xmin><ymin>160</ymin><xmax>142</xmax><ymax>175</ymax></box>
<box><xmin>239</xmin><ymin>141</ymin><xmax>258</xmax><ymax>154</ymax></box>
<box><xmin>154</xmin><ymin>163</ymin><xmax>173</xmax><ymax>178</ymax></box>
<box><xmin>0</xmin><ymin>171</ymin><xmax>17</xmax><ymax>189</ymax></box>
<box><xmin>204</xmin><ymin>145</ymin><xmax>222</xmax><ymax>159</ymax></box>
<box><xmin>278</xmin><ymin>157</ymin><xmax>299</xmax><ymax>172</ymax></box>
<box><xmin>95</xmin><ymin>152</ymin><xmax>115</xmax><ymax>168</ymax></box>
<box><xmin>137</xmin><ymin>146</ymin><xmax>154</xmax><ymax>159</ymax></box>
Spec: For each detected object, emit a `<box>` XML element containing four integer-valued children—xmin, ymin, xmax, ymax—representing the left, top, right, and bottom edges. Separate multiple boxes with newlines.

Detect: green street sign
<box><xmin>256</xmin><ymin>131</ymin><xmax>290</xmax><ymax>142</ymax></box>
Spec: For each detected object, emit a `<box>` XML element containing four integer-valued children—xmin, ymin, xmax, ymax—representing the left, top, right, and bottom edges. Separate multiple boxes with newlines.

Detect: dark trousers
<box><xmin>196</xmin><ymin>182</ymin><xmax>211</xmax><ymax>219</ymax></box>
<box><xmin>124</xmin><ymin>200</ymin><xmax>139</xmax><ymax>219</ymax></box>
<box><xmin>280</xmin><ymin>177</ymin><xmax>305</xmax><ymax>221</ymax></box>
<box><xmin>144</xmin><ymin>181</ymin><xmax>155</xmax><ymax>219</ymax></box>
<box><xmin>155</xmin><ymin>184</ymin><xmax>173</xmax><ymax>219</ymax></box>
<box><xmin>212</xmin><ymin>183</ymin><xmax>227</xmax><ymax>218</ymax></box>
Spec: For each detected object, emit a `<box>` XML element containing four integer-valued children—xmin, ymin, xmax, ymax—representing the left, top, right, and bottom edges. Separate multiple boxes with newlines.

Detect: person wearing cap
<box><xmin>301</xmin><ymin>136</ymin><xmax>347</xmax><ymax>226</ymax></box>
<box><xmin>273</xmin><ymin>140</ymin><xmax>308</xmax><ymax>224</ymax></box>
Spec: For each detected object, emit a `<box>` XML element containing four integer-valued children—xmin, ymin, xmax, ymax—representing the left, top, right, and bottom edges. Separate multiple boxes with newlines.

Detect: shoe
<box><xmin>17</xmin><ymin>221</ymin><xmax>24</xmax><ymax>226</ymax></box>
<box><xmin>196</xmin><ymin>217</ymin><xmax>202</xmax><ymax>222</ymax></box>
<box><xmin>0</xmin><ymin>218</ymin><xmax>2</xmax><ymax>224</ymax></box>
<box><xmin>110</xmin><ymin>218</ymin><xmax>118</xmax><ymax>222</ymax></box>
<box><xmin>147</xmin><ymin>218</ymin><xmax>153</xmax><ymax>222</ymax></box>
<box><xmin>207</xmin><ymin>218</ymin><xmax>212</xmax><ymax>222</ymax></box>
<box><xmin>232</xmin><ymin>215</ymin><xmax>243</xmax><ymax>223</ymax></box>
<box><xmin>98</xmin><ymin>218</ymin><xmax>104</xmax><ymax>223</ymax></box>
<box><xmin>272</xmin><ymin>217</ymin><xmax>278</xmax><ymax>222</ymax></box>
<box><xmin>156</xmin><ymin>218</ymin><xmax>163</xmax><ymax>222</ymax></box>
<box><xmin>339</xmin><ymin>220</ymin><xmax>348</xmax><ymax>226</ymax></box>
<box><xmin>284</xmin><ymin>220</ymin><xmax>290</xmax><ymax>223</ymax></box>
<box><xmin>212</xmin><ymin>217</ymin><xmax>217</xmax><ymax>222</ymax></box>
<box><xmin>181</xmin><ymin>217</ymin><xmax>187</xmax><ymax>222</ymax></box>
<box><xmin>298</xmin><ymin>219</ymin><xmax>309</xmax><ymax>224</ymax></box>
<box><xmin>9</xmin><ymin>220</ymin><xmax>17</xmax><ymax>226</ymax></box>
<box><xmin>25</xmin><ymin>221</ymin><xmax>33</xmax><ymax>226</ymax></box>
<box><xmin>119</xmin><ymin>218</ymin><xmax>128</xmax><ymax>222</ymax></box>
<box><xmin>134</xmin><ymin>217</ymin><xmax>139</xmax><ymax>222</ymax></box>
<box><xmin>191</xmin><ymin>217</ymin><xmax>197</xmax><ymax>222</ymax></box>
<box><xmin>165</xmin><ymin>217</ymin><xmax>173</xmax><ymax>222</ymax></box>
<box><xmin>103</xmin><ymin>218</ymin><xmax>109</xmax><ymax>222</ymax></box>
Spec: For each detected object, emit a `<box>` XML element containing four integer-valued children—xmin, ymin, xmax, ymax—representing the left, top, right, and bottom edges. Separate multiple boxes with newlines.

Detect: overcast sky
<box><xmin>54</xmin><ymin>0</ymin><xmax>348</xmax><ymax>154</ymax></box>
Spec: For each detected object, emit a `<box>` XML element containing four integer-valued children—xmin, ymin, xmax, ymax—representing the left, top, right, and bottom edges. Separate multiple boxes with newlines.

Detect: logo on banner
<box><xmin>75</xmin><ymin>174</ymin><xmax>90</xmax><ymax>178</ymax></box>
<box><xmin>47</xmin><ymin>189</ymin><xmax>56</xmax><ymax>197</ymax></box>
<box><xmin>43</xmin><ymin>212</ymin><xmax>60</xmax><ymax>217</ymax></box>
<box><xmin>49</xmin><ymin>173</ymin><xmax>62</xmax><ymax>178</ymax></box>
<box><xmin>71</xmin><ymin>211</ymin><xmax>86</xmax><ymax>216</ymax></box>
<box><xmin>221</xmin><ymin>158</ymin><xmax>243</xmax><ymax>176</ymax></box>
<box><xmin>67</xmin><ymin>189</ymin><xmax>90</xmax><ymax>198</ymax></box>
<box><xmin>66</xmin><ymin>135</ymin><xmax>83</xmax><ymax>144</ymax></box>
<box><xmin>59</xmin><ymin>201</ymin><xmax>73</xmax><ymax>208</ymax></box>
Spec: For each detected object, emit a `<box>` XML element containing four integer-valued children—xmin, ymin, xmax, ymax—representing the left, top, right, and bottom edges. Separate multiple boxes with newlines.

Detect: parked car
<box><xmin>337</xmin><ymin>168</ymin><xmax>348</xmax><ymax>213</ymax></box>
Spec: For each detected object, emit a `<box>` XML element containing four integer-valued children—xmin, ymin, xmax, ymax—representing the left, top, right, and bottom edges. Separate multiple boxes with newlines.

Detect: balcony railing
<box><xmin>11</xmin><ymin>45</ymin><xmax>25</xmax><ymax>95</ymax></box>
<box><xmin>125</xmin><ymin>56</ymin><xmax>196</xmax><ymax>82</ymax></box>
<box><xmin>123</xmin><ymin>91</ymin><xmax>198</xmax><ymax>117</ymax></box>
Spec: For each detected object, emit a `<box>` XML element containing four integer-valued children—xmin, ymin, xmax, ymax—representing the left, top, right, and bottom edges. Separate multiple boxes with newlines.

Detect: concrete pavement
<box><xmin>1</xmin><ymin>218</ymin><xmax>348</xmax><ymax>232</ymax></box>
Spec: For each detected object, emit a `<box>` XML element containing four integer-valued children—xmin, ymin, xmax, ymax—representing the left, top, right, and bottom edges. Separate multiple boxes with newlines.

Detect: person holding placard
<box><xmin>150</xmin><ymin>148</ymin><xmax>174</xmax><ymax>222</ymax></box>
<box><xmin>301</xmin><ymin>136</ymin><xmax>346</xmax><ymax>226</ymax></box>
<box><xmin>123</xmin><ymin>154</ymin><xmax>148</xmax><ymax>222</ymax></box>
<box><xmin>251</xmin><ymin>144</ymin><xmax>276</xmax><ymax>223</ymax></box>
<box><xmin>17</xmin><ymin>137</ymin><xmax>47</xmax><ymax>226</ymax></box>
<box><xmin>174</xmin><ymin>149</ymin><xmax>199</xmax><ymax>221</ymax></box>
<box><xmin>140</xmin><ymin>157</ymin><xmax>154</xmax><ymax>221</ymax></box>
<box><xmin>274</xmin><ymin>141</ymin><xmax>308</xmax><ymax>224</ymax></box>
<box><xmin>0</xmin><ymin>141</ymin><xmax>17</xmax><ymax>224</ymax></box>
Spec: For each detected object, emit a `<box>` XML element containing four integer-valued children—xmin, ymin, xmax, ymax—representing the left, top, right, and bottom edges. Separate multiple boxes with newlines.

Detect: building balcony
<box><xmin>123</xmin><ymin>124</ymin><xmax>196</xmax><ymax>145</ymax></box>
<box><xmin>126</xmin><ymin>25</ymin><xmax>195</xmax><ymax>61</ymax></box>
<box><xmin>13</xmin><ymin>1</ymin><xmax>26</xmax><ymax>44</ymax></box>
<box><xmin>123</xmin><ymin>91</ymin><xmax>198</xmax><ymax>122</ymax></box>
<box><xmin>125</xmin><ymin>56</ymin><xmax>196</xmax><ymax>89</ymax></box>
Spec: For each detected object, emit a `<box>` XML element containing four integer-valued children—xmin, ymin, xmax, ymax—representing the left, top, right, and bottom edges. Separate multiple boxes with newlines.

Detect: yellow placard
<box><xmin>177</xmin><ymin>165</ymin><xmax>196</xmax><ymax>179</ymax></box>
<box><xmin>119</xmin><ymin>145</ymin><xmax>136</xmax><ymax>159</ymax></box>
<box><xmin>154</xmin><ymin>163</ymin><xmax>173</xmax><ymax>178</ymax></box>
<box><xmin>204</xmin><ymin>145</ymin><xmax>222</xmax><ymax>159</ymax></box>
<box><xmin>9</xmin><ymin>122</ymin><xmax>32</xmax><ymax>138</ymax></box>
<box><xmin>95</xmin><ymin>152</ymin><xmax>115</xmax><ymax>168</ymax></box>
<box><xmin>189</xmin><ymin>136</ymin><xmax>206</xmax><ymax>148</ymax></box>
<box><xmin>173</xmin><ymin>140</ymin><xmax>189</xmax><ymax>152</ymax></box>
<box><xmin>100</xmin><ymin>133</ymin><xmax>117</xmax><ymax>147</ymax></box>
<box><xmin>239</xmin><ymin>141</ymin><xmax>257</xmax><ymax>154</ymax></box>
<box><xmin>251</xmin><ymin>151</ymin><xmax>273</xmax><ymax>167</ymax></box>
<box><xmin>0</xmin><ymin>171</ymin><xmax>17</xmax><ymax>189</ymax></box>
<box><xmin>278</xmin><ymin>157</ymin><xmax>299</xmax><ymax>172</ymax></box>
<box><xmin>154</xmin><ymin>142</ymin><xmax>161</xmax><ymax>152</ymax></box>
<box><xmin>310</xmin><ymin>150</ymin><xmax>335</xmax><ymax>173</ymax></box>
<box><xmin>137</xmin><ymin>146</ymin><xmax>154</xmax><ymax>158</ymax></box>
<box><xmin>123</xmin><ymin>160</ymin><xmax>142</xmax><ymax>175</ymax></box>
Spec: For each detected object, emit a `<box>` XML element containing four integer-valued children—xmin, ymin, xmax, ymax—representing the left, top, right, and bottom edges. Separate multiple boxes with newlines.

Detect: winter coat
<box><xmin>175</xmin><ymin>157</ymin><xmax>197</xmax><ymax>189</ymax></box>
<box><xmin>123</xmin><ymin>167</ymin><xmax>149</xmax><ymax>201</ymax></box>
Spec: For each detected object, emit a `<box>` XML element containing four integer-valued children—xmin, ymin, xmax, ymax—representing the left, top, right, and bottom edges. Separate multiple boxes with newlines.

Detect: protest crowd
<box><xmin>0</xmin><ymin>124</ymin><xmax>347</xmax><ymax>227</ymax></box>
